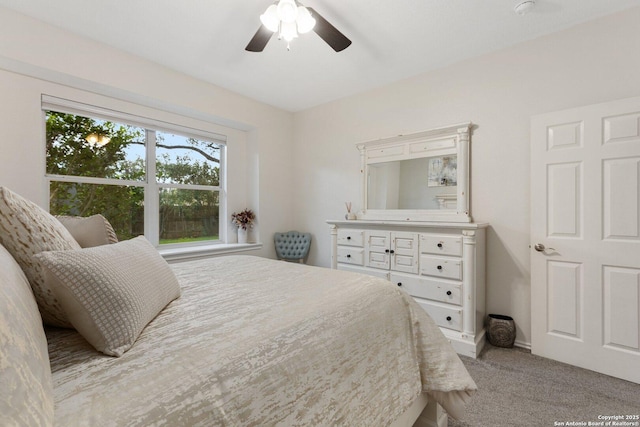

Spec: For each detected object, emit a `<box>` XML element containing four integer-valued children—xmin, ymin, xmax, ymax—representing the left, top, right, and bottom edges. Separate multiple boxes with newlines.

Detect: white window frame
<box><xmin>42</xmin><ymin>95</ymin><xmax>227</xmax><ymax>248</ymax></box>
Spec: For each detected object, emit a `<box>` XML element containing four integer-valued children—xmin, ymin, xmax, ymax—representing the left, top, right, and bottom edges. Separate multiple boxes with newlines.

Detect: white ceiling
<box><xmin>1</xmin><ymin>0</ymin><xmax>639</xmax><ymax>112</ymax></box>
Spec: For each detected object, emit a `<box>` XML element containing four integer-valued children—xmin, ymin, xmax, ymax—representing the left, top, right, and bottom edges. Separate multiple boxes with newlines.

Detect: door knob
<box><xmin>534</xmin><ymin>243</ymin><xmax>555</xmax><ymax>252</ymax></box>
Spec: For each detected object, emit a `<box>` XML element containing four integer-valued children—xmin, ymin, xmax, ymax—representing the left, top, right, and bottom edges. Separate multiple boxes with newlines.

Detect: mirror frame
<box><xmin>356</xmin><ymin>122</ymin><xmax>472</xmax><ymax>223</ymax></box>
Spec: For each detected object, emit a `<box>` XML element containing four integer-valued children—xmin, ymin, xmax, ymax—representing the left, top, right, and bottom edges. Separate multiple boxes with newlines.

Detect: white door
<box><xmin>531</xmin><ymin>96</ymin><xmax>640</xmax><ymax>384</ymax></box>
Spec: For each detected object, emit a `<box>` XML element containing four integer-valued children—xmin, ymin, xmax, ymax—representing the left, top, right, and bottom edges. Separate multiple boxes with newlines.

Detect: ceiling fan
<box><xmin>246</xmin><ymin>0</ymin><xmax>351</xmax><ymax>52</ymax></box>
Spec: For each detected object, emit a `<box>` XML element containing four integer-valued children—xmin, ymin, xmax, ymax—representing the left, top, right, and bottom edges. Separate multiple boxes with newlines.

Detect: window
<box><xmin>43</xmin><ymin>97</ymin><xmax>226</xmax><ymax>246</ymax></box>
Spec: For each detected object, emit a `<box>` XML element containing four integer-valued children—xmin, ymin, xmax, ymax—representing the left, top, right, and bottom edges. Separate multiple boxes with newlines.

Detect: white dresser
<box><xmin>328</xmin><ymin>220</ymin><xmax>487</xmax><ymax>358</ymax></box>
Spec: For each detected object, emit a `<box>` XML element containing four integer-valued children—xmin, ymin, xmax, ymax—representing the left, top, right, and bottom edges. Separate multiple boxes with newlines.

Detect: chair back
<box><xmin>274</xmin><ymin>231</ymin><xmax>311</xmax><ymax>263</ymax></box>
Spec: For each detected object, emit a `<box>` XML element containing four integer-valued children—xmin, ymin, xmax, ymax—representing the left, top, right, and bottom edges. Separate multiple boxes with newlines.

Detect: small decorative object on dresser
<box><xmin>231</xmin><ymin>209</ymin><xmax>255</xmax><ymax>244</ymax></box>
<box><xmin>345</xmin><ymin>202</ymin><xmax>356</xmax><ymax>220</ymax></box>
<box><xmin>486</xmin><ymin>314</ymin><xmax>516</xmax><ymax>348</ymax></box>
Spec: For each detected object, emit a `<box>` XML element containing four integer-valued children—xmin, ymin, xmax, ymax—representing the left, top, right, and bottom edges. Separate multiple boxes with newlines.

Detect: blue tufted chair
<box><xmin>274</xmin><ymin>231</ymin><xmax>311</xmax><ymax>263</ymax></box>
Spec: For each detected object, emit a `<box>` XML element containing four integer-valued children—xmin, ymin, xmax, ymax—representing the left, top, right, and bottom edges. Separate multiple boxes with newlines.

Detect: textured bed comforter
<box><xmin>47</xmin><ymin>255</ymin><xmax>476</xmax><ymax>426</ymax></box>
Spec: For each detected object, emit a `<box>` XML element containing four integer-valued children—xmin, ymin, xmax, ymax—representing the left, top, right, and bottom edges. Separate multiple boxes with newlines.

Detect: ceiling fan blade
<box><xmin>307</xmin><ymin>7</ymin><xmax>351</xmax><ymax>52</ymax></box>
<box><xmin>245</xmin><ymin>25</ymin><xmax>274</xmax><ymax>52</ymax></box>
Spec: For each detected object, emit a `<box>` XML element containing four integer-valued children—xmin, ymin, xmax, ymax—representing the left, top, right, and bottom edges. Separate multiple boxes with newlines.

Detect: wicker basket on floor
<box><xmin>486</xmin><ymin>314</ymin><xmax>516</xmax><ymax>348</ymax></box>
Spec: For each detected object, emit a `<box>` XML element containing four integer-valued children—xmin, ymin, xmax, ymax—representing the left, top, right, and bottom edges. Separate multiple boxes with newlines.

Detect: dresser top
<box><xmin>326</xmin><ymin>219</ymin><xmax>488</xmax><ymax>230</ymax></box>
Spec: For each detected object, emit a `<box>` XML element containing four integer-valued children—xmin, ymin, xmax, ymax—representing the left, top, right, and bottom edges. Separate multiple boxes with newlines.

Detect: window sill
<box><xmin>159</xmin><ymin>242</ymin><xmax>263</xmax><ymax>263</ymax></box>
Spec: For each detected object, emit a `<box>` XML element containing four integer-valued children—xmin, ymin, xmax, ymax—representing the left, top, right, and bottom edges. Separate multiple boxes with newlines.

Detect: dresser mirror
<box><xmin>357</xmin><ymin>122</ymin><xmax>472</xmax><ymax>222</ymax></box>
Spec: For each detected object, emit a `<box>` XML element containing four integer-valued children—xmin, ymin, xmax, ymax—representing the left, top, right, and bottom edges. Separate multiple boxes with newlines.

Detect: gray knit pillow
<box><xmin>35</xmin><ymin>236</ymin><xmax>181</xmax><ymax>357</ymax></box>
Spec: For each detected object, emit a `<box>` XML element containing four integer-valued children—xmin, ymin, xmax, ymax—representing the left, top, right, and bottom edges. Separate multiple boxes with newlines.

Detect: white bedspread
<box><xmin>47</xmin><ymin>255</ymin><xmax>476</xmax><ymax>426</ymax></box>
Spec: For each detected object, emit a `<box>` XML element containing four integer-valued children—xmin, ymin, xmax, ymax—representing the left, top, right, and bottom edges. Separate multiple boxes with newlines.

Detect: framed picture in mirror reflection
<box><xmin>428</xmin><ymin>155</ymin><xmax>457</xmax><ymax>187</ymax></box>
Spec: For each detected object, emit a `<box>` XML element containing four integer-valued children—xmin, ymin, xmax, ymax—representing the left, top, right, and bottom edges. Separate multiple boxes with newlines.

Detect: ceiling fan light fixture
<box><xmin>260</xmin><ymin>4</ymin><xmax>280</xmax><ymax>32</ymax></box>
<box><xmin>86</xmin><ymin>133</ymin><xmax>99</xmax><ymax>145</ymax></box>
<box><xmin>247</xmin><ymin>1</ymin><xmax>351</xmax><ymax>52</ymax></box>
<box><xmin>296</xmin><ymin>5</ymin><xmax>316</xmax><ymax>33</ymax></box>
<box><xmin>276</xmin><ymin>0</ymin><xmax>298</xmax><ymax>23</ymax></box>
<box><xmin>280</xmin><ymin>21</ymin><xmax>298</xmax><ymax>41</ymax></box>
<box><xmin>85</xmin><ymin>133</ymin><xmax>110</xmax><ymax>147</ymax></box>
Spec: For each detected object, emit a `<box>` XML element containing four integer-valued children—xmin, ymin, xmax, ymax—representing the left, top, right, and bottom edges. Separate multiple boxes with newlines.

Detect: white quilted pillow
<box><xmin>0</xmin><ymin>187</ymin><xmax>80</xmax><ymax>327</ymax></box>
<box><xmin>0</xmin><ymin>244</ymin><xmax>54</xmax><ymax>427</ymax></box>
<box><xmin>35</xmin><ymin>236</ymin><xmax>181</xmax><ymax>357</ymax></box>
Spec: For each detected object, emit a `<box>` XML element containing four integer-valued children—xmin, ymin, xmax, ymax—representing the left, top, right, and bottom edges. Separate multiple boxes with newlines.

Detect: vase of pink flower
<box><xmin>231</xmin><ymin>209</ymin><xmax>255</xmax><ymax>244</ymax></box>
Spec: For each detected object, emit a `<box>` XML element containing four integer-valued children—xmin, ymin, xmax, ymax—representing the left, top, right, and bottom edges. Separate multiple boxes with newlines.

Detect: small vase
<box><xmin>486</xmin><ymin>314</ymin><xmax>516</xmax><ymax>348</ymax></box>
<box><xmin>237</xmin><ymin>228</ymin><xmax>248</xmax><ymax>244</ymax></box>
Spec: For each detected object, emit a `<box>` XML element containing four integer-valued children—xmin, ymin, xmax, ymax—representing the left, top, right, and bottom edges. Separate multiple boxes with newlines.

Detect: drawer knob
<box><xmin>390</xmin><ymin>249</ymin><xmax>395</xmax><ymax>254</ymax></box>
<box><xmin>385</xmin><ymin>249</ymin><xmax>390</xmax><ymax>253</ymax></box>
<box><xmin>437</xmin><ymin>265</ymin><xmax>443</xmax><ymax>270</ymax></box>
<box><xmin>347</xmin><ymin>236</ymin><xmax>351</xmax><ymax>240</ymax></box>
<box><xmin>446</xmin><ymin>316</ymin><xmax>452</xmax><ymax>321</ymax></box>
<box><xmin>446</xmin><ymin>290</ymin><xmax>452</xmax><ymax>296</ymax></box>
<box><xmin>397</xmin><ymin>282</ymin><xmax>402</xmax><ymax>287</ymax></box>
<box><xmin>437</xmin><ymin>242</ymin><xmax>443</xmax><ymax>248</ymax></box>
<box><xmin>346</xmin><ymin>254</ymin><xmax>351</xmax><ymax>258</ymax></box>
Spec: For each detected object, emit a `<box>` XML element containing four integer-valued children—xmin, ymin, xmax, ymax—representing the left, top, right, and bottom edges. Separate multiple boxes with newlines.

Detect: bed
<box><xmin>0</xmin><ymin>186</ymin><xmax>476</xmax><ymax>426</ymax></box>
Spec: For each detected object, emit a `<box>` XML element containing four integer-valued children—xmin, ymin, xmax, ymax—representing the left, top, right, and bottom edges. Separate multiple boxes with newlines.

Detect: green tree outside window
<box><xmin>46</xmin><ymin>111</ymin><xmax>221</xmax><ymax>244</ymax></box>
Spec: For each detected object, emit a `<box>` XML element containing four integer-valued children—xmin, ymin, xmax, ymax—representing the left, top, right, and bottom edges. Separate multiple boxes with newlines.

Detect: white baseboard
<box><xmin>514</xmin><ymin>340</ymin><xmax>531</xmax><ymax>350</ymax></box>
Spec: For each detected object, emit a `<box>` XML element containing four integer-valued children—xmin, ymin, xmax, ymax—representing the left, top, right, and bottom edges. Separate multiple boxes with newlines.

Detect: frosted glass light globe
<box><xmin>296</xmin><ymin>6</ymin><xmax>316</xmax><ymax>33</ymax></box>
<box><xmin>277</xmin><ymin>0</ymin><xmax>298</xmax><ymax>23</ymax></box>
<box><xmin>260</xmin><ymin>4</ymin><xmax>279</xmax><ymax>32</ymax></box>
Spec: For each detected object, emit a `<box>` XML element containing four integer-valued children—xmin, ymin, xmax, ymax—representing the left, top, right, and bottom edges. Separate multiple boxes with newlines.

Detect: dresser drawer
<box><xmin>337</xmin><ymin>247</ymin><xmax>364</xmax><ymax>265</ymax></box>
<box><xmin>414</xmin><ymin>299</ymin><xmax>462</xmax><ymax>332</ymax></box>
<box><xmin>337</xmin><ymin>230</ymin><xmax>365</xmax><ymax>247</ymax></box>
<box><xmin>338</xmin><ymin>264</ymin><xmax>390</xmax><ymax>279</ymax></box>
<box><xmin>420</xmin><ymin>234</ymin><xmax>462</xmax><ymax>257</ymax></box>
<box><xmin>420</xmin><ymin>255</ymin><xmax>462</xmax><ymax>280</ymax></box>
<box><xmin>391</xmin><ymin>273</ymin><xmax>461</xmax><ymax>305</ymax></box>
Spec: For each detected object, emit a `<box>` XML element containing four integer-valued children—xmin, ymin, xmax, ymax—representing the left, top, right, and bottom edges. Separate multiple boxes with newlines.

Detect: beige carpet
<box><xmin>449</xmin><ymin>344</ymin><xmax>640</xmax><ymax>427</ymax></box>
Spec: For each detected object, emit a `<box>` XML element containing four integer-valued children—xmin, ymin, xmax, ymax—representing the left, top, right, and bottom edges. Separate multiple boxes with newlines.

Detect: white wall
<box><xmin>292</xmin><ymin>7</ymin><xmax>640</xmax><ymax>347</ymax></box>
<box><xmin>0</xmin><ymin>7</ymin><xmax>294</xmax><ymax>258</ymax></box>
